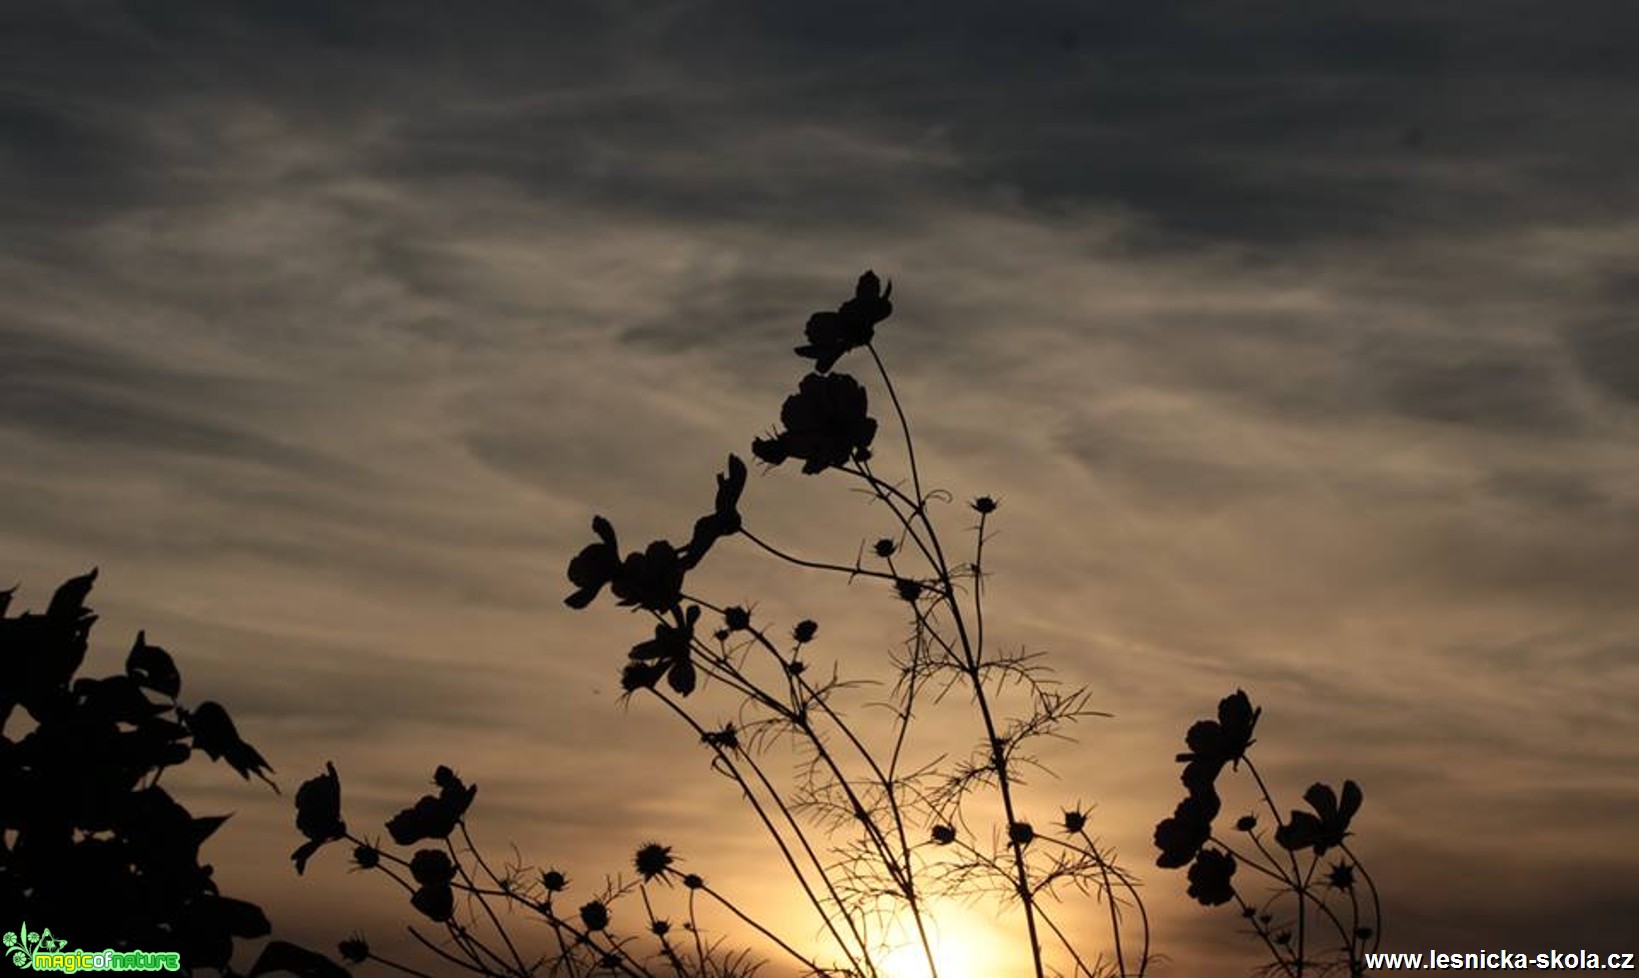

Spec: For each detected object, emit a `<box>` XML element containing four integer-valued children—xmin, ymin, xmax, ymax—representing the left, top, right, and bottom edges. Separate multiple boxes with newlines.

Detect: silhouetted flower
<box><xmin>338</xmin><ymin>936</ymin><xmax>369</xmax><ymax>964</ymax></box>
<box><xmin>1186</xmin><ymin>849</ymin><xmax>1237</xmax><ymax>906</ymax></box>
<box><xmin>612</xmin><ymin>540</ymin><xmax>687</xmax><ymax>613</ymax></box>
<box><xmin>930</xmin><ymin>825</ymin><xmax>956</xmax><ymax>845</ymax></box>
<box><xmin>794</xmin><ymin>271</ymin><xmax>893</xmax><ymax>373</ymax></box>
<box><xmin>1176</xmin><ymin>690</ymin><xmax>1260</xmax><ymax>793</ymax></box>
<box><xmin>873</xmin><ymin>538</ymin><xmax>896</xmax><ymax>557</ymax></box>
<box><xmin>723</xmin><ymin>606</ymin><xmax>751</xmax><ymax>631</ymax></box>
<box><xmin>713</xmin><ymin>454</ymin><xmax>747</xmax><ymax>532</ymax></box>
<box><xmin>702</xmin><ymin>723</ymin><xmax>740</xmax><ymax>751</ymax></box>
<box><xmin>410</xmin><ymin>849</ymin><xmax>456</xmax><ymax>887</ymax></box>
<box><xmin>565</xmin><ymin>517</ymin><xmax>621</xmax><ymax>609</ymax></box>
<box><xmin>385</xmin><ymin>767</ymin><xmax>478</xmax><ymax>846</ymax></box>
<box><xmin>1154</xmin><ymin>789</ymin><xmax>1220</xmax><ymax>868</ymax></box>
<box><xmin>682</xmin><ymin>873</ymin><xmax>704</xmax><ymax>890</ymax></box>
<box><xmin>542</xmin><ymin>869</ymin><xmax>569</xmax><ymax>892</ymax></box>
<box><xmin>682</xmin><ymin>456</ymin><xmax>748</xmax><ymax>570</ymax></box>
<box><xmin>1062</xmin><ymin>809</ymin><xmax>1089</xmax><ymax>834</ymax></box>
<box><xmin>895</xmin><ymin>578</ymin><xmax>923</xmax><ymax>603</ymax></box>
<box><xmin>651</xmin><ymin>920</ymin><xmax>672</xmax><ymax>937</ymax></box>
<box><xmin>627</xmin><ymin>605</ymin><xmax>702</xmax><ymax>696</ymax></box>
<box><xmin>291</xmin><ymin>762</ymin><xmax>346</xmax><ymax>875</ymax></box>
<box><xmin>622</xmin><ymin>661</ymin><xmax>665</xmax><ymax>694</ymax></box>
<box><xmin>1327</xmin><ymin>861</ymin><xmax>1356</xmax><ymax>891</ymax></box>
<box><xmin>635</xmin><ymin>843</ymin><xmax>675</xmax><ymax>881</ymax></box>
<box><xmin>410</xmin><ymin>882</ymin><xmax>453</xmax><ymax>923</ymax></box>
<box><xmin>792</xmin><ymin>619</ymin><xmax>818</xmax><ymax>643</ymax></box>
<box><xmin>580</xmin><ymin>900</ymin><xmax>610</xmax><ymax>931</ymax></box>
<box><xmin>1235</xmin><ymin>814</ymin><xmax>1257</xmax><ymax>832</ymax></box>
<box><xmin>1008</xmin><ymin>822</ymin><xmax>1035</xmax><ymax>846</ymax></box>
<box><xmin>971</xmin><ymin>496</ymin><xmax>998</xmax><ymax>514</ymax></box>
<box><xmin>752</xmin><ymin>373</ymin><xmax>878</xmax><ymax>475</ymax></box>
<box><xmin>1275</xmin><ymin>780</ymin><xmax>1363</xmax><ymax>856</ymax></box>
<box><xmin>352</xmin><ymin>844</ymin><xmax>380</xmax><ymax>870</ymax></box>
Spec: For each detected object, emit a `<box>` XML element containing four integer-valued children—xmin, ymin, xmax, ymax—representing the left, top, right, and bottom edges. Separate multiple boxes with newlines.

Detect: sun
<box><xmin>878</xmin><ymin>940</ymin><xmax>975</xmax><ymax>978</ymax></box>
<box><xmin>873</xmin><ymin>907</ymin><xmax>1007</xmax><ymax>978</ymax></box>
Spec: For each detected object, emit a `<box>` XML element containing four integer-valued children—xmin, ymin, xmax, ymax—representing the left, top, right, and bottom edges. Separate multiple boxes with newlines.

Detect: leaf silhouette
<box><xmin>46</xmin><ymin>567</ymin><xmax>97</xmax><ymax>622</ymax></box>
<box><xmin>180</xmin><ymin>700</ymin><xmax>278</xmax><ymax>793</ymax></box>
<box><xmin>249</xmin><ymin>940</ymin><xmax>350</xmax><ymax>978</ymax></box>
<box><xmin>125</xmin><ymin>631</ymin><xmax>181</xmax><ymax>699</ymax></box>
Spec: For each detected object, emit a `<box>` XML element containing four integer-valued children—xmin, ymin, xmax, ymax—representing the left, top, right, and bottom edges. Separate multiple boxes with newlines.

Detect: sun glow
<box><xmin>872</xmin><ymin>906</ymin><xmax>1009</xmax><ymax>978</ymax></box>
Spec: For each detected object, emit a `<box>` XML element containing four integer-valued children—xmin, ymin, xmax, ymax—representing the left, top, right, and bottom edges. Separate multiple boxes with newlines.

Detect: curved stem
<box><xmin>1244</xmin><ymin>759</ymin><xmax>1307</xmax><ymax>977</ymax></box>
<box><xmin>650</xmin><ymin>690</ymin><xmax>873</xmax><ymax>978</ymax></box>
<box><xmin>867</xmin><ymin>343</ymin><xmax>924</xmax><ymax>509</ymax></box>
<box><xmin>741</xmin><ymin>528</ymin><xmax>906</xmax><ymax>585</ymax></box>
<box><xmin>1340</xmin><ymin>844</ymin><xmax>1383</xmax><ymax>953</ymax></box>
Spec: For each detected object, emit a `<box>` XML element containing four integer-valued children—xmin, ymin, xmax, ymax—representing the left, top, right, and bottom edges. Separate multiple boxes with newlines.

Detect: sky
<box><xmin>3</xmin><ymin>1</ymin><xmax>1637</xmax><ymax>974</ymax></box>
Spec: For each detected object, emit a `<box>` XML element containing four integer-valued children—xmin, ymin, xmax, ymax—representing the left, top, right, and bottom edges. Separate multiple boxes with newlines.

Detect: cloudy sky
<box><xmin>4</xmin><ymin>1</ymin><xmax>1637</xmax><ymax>974</ymax></box>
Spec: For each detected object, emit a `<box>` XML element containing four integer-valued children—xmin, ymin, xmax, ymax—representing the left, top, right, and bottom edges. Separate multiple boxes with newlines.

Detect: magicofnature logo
<box><xmin>3</xmin><ymin>925</ymin><xmax>179</xmax><ymax>973</ymax></box>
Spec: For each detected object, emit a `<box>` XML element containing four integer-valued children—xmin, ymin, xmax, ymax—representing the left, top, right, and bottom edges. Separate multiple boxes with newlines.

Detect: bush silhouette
<box><xmin>0</xmin><ymin>572</ymin><xmax>345</xmax><ymax>977</ymax></box>
<box><xmin>288</xmin><ymin>272</ymin><xmax>1382</xmax><ymax>977</ymax></box>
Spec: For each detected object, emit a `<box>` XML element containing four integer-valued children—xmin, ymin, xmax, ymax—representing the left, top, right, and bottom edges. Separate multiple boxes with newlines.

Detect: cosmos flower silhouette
<box><xmin>1154</xmin><ymin>789</ymin><xmax>1221</xmax><ymax>869</ymax></box>
<box><xmin>1186</xmin><ymin>849</ymin><xmax>1237</xmax><ymax>906</ymax></box>
<box><xmin>564</xmin><ymin>516</ymin><xmax>621</xmax><ymax>609</ymax></box>
<box><xmin>794</xmin><ymin>270</ymin><xmax>893</xmax><ymax>373</ymax></box>
<box><xmin>624</xmin><ymin>606</ymin><xmax>702</xmax><ymax>696</ymax></box>
<box><xmin>385</xmin><ymin>766</ymin><xmax>478</xmax><ymax>846</ymax></box>
<box><xmin>681</xmin><ymin>455</ymin><xmax>747</xmax><ymax>570</ymax></box>
<box><xmin>1176</xmin><ymin>689</ymin><xmax>1260</xmax><ymax>794</ymax></box>
<box><xmin>291</xmin><ymin>761</ymin><xmax>345</xmax><ymax>874</ymax></box>
<box><xmin>1275</xmin><ymin>780</ymin><xmax>1364</xmax><ymax>856</ymax></box>
<box><xmin>752</xmin><ymin>373</ymin><xmax>878</xmax><ymax>475</ymax></box>
<box><xmin>611</xmin><ymin>540</ymin><xmax>687</xmax><ymax>613</ymax></box>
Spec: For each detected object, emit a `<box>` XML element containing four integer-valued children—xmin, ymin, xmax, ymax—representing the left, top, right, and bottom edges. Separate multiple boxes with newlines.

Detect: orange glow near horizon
<box><xmin>872</xmin><ymin>904</ymin><xmax>1013</xmax><ymax>978</ymax></box>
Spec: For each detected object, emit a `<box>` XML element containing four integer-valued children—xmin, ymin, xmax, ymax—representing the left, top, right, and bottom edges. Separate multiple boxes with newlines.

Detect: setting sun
<box><xmin>874</xmin><ymin>906</ymin><xmax>1010</xmax><ymax>978</ymax></box>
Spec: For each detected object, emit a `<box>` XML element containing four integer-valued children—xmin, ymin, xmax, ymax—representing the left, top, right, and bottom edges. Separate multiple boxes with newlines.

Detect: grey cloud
<box><xmin>1373</xmin><ymin>353</ymin><xmax>1579</xmax><ymax>434</ymax></box>
<box><xmin>1054</xmin><ymin>411</ymin><xmax>1284</xmax><ymax>512</ymax></box>
<box><xmin>13</xmin><ymin>1</ymin><xmax>1634</xmax><ymax>252</ymax></box>
<box><xmin>1564</xmin><ymin>317</ymin><xmax>1639</xmax><ymax>407</ymax></box>
<box><xmin>0</xmin><ymin>323</ymin><xmax>343</xmax><ymax>472</ymax></box>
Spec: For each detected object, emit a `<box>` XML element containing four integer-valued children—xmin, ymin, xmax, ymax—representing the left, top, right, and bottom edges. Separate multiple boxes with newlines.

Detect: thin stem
<box><xmin>867</xmin><ymin>343</ymin><xmax>924</xmax><ymax>508</ymax></box>
<box><xmin>650</xmin><ymin>690</ymin><xmax>872</xmax><ymax>978</ymax></box>
<box><xmin>860</xmin><ymin>344</ymin><xmax>1046</xmax><ymax>978</ymax></box>
<box><xmin>1244</xmin><ymin>760</ymin><xmax>1306</xmax><ymax>978</ymax></box>
<box><xmin>447</xmin><ymin>831</ymin><xmax>529</xmax><ymax>976</ymax></box>
<box><xmin>1340</xmin><ymin>844</ymin><xmax>1383</xmax><ymax>953</ymax></box>
<box><xmin>692</xmin><ymin>875</ymin><xmax>837</xmax><ymax>977</ymax></box>
<box><xmin>740</xmin><ymin>528</ymin><xmax>905</xmax><ymax>585</ymax></box>
<box><xmin>404</xmin><ymin>926</ymin><xmax>491</xmax><ymax>977</ymax></box>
